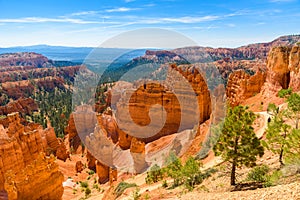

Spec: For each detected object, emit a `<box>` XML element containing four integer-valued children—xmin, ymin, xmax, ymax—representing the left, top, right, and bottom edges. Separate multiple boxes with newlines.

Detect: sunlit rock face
<box><xmin>0</xmin><ymin>97</ymin><xmax>38</xmax><ymax>116</ymax></box>
<box><xmin>73</xmin><ymin>63</ymin><xmax>214</xmax><ymax>179</ymax></box>
<box><xmin>0</xmin><ymin>112</ymin><xmax>64</xmax><ymax>199</ymax></box>
<box><xmin>4</xmin><ymin>153</ymin><xmax>64</xmax><ymax>200</ymax></box>
<box><xmin>262</xmin><ymin>46</ymin><xmax>291</xmax><ymax>98</ymax></box>
<box><xmin>113</xmin><ymin>64</ymin><xmax>211</xmax><ymax>143</ymax></box>
<box><xmin>226</xmin><ymin>70</ymin><xmax>266</xmax><ymax>106</ymax></box>
<box><xmin>288</xmin><ymin>45</ymin><xmax>300</xmax><ymax>91</ymax></box>
<box><xmin>261</xmin><ymin>45</ymin><xmax>300</xmax><ymax>98</ymax></box>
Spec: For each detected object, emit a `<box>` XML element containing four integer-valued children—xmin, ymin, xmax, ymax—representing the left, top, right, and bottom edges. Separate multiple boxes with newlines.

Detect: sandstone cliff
<box><xmin>262</xmin><ymin>45</ymin><xmax>300</xmax><ymax>98</ymax></box>
<box><xmin>288</xmin><ymin>45</ymin><xmax>300</xmax><ymax>91</ymax></box>
<box><xmin>4</xmin><ymin>153</ymin><xmax>64</xmax><ymax>200</ymax></box>
<box><xmin>44</xmin><ymin>127</ymin><xmax>69</xmax><ymax>161</ymax></box>
<box><xmin>0</xmin><ymin>52</ymin><xmax>52</xmax><ymax>68</ymax></box>
<box><xmin>0</xmin><ymin>98</ymin><xmax>38</xmax><ymax>116</ymax></box>
<box><xmin>0</xmin><ymin>112</ymin><xmax>64</xmax><ymax>199</ymax></box>
<box><xmin>113</xmin><ymin>64</ymin><xmax>211</xmax><ymax>143</ymax></box>
<box><xmin>226</xmin><ymin>70</ymin><xmax>266</xmax><ymax>106</ymax></box>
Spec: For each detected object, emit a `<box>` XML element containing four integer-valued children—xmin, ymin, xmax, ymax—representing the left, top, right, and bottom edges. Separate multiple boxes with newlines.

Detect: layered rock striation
<box><xmin>0</xmin><ymin>112</ymin><xmax>65</xmax><ymax>199</ymax></box>
<box><xmin>226</xmin><ymin>70</ymin><xmax>266</xmax><ymax>106</ymax></box>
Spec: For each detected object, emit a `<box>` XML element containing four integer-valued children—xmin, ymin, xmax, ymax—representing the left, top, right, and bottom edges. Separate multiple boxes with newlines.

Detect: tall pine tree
<box><xmin>213</xmin><ymin>105</ymin><xmax>264</xmax><ymax>185</ymax></box>
<box><xmin>264</xmin><ymin>103</ymin><xmax>291</xmax><ymax>166</ymax></box>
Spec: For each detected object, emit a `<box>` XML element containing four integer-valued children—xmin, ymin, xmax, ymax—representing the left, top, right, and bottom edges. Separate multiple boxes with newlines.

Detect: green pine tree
<box><xmin>278</xmin><ymin>89</ymin><xmax>300</xmax><ymax>129</ymax></box>
<box><xmin>264</xmin><ymin>103</ymin><xmax>291</xmax><ymax>166</ymax></box>
<box><xmin>213</xmin><ymin>105</ymin><xmax>264</xmax><ymax>185</ymax></box>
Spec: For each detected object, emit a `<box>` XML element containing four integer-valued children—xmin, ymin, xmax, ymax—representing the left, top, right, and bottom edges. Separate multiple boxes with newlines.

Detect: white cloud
<box><xmin>70</xmin><ymin>11</ymin><xmax>99</xmax><ymax>16</ymax></box>
<box><xmin>150</xmin><ymin>16</ymin><xmax>219</xmax><ymax>24</ymax></box>
<box><xmin>105</xmin><ymin>7</ymin><xmax>139</xmax><ymax>13</ymax></box>
<box><xmin>0</xmin><ymin>17</ymin><xmax>100</xmax><ymax>24</ymax></box>
<box><xmin>144</xmin><ymin>3</ymin><xmax>156</xmax><ymax>7</ymax></box>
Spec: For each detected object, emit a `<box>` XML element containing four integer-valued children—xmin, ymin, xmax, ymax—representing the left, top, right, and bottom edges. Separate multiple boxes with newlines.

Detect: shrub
<box><xmin>88</xmin><ymin>170</ymin><xmax>95</xmax><ymax>175</ymax></box>
<box><xmin>264</xmin><ymin>170</ymin><xmax>282</xmax><ymax>187</ymax></box>
<box><xmin>132</xmin><ymin>187</ymin><xmax>141</xmax><ymax>200</ymax></box>
<box><xmin>93</xmin><ymin>183</ymin><xmax>99</xmax><ymax>189</ymax></box>
<box><xmin>85</xmin><ymin>187</ymin><xmax>91</xmax><ymax>197</ymax></box>
<box><xmin>182</xmin><ymin>157</ymin><xmax>202</xmax><ymax>190</ymax></box>
<box><xmin>80</xmin><ymin>181</ymin><xmax>89</xmax><ymax>188</ymax></box>
<box><xmin>114</xmin><ymin>182</ymin><xmax>137</xmax><ymax>198</ymax></box>
<box><xmin>164</xmin><ymin>152</ymin><xmax>183</xmax><ymax>187</ymax></box>
<box><xmin>145</xmin><ymin>164</ymin><xmax>163</xmax><ymax>184</ymax></box>
<box><xmin>144</xmin><ymin>193</ymin><xmax>151</xmax><ymax>200</ymax></box>
<box><xmin>72</xmin><ymin>189</ymin><xmax>77</xmax><ymax>194</ymax></box>
<box><xmin>246</xmin><ymin>165</ymin><xmax>270</xmax><ymax>183</ymax></box>
<box><xmin>162</xmin><ymin>180</ymin><xmax>168</xmax><ymax>188</ymax></box>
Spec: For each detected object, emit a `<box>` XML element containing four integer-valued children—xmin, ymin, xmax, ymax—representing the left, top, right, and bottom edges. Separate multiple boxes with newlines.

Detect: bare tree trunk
<box><xmin>231</xmin><ymin>161</ymin><xmax>236</xmax><ymax>185</ymax></box>
<box><xmin>279</xmin><ymin>147</ymin><xmax>284</xmax><ymax>167</ymax></box>
<box><xmin>231</xmin><ymin>136</ymin><xmax>238</xmax><ymax>186</ymax></box>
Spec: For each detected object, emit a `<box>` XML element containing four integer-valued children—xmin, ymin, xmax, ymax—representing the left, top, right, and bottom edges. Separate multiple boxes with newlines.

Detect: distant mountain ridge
<box><xmin>0</xmin><ymin>35</ymin><xmax>299</xmax><ymax>63</ymax></box>
<box><xmin>174</xmin><ymin>34</ymin><xmax>300</xmax><ymax>61</ymax></box>
<box><xmin>0</xmin><ymin>35</ymin><xmax>300</xmax><ymax>68</ymax></box>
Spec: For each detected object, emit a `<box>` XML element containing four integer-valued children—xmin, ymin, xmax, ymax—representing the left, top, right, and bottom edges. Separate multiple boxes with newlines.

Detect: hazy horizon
<box><xmin>0</xmin><ymin>33</ymin><xmax>298</xmax><ymax>49</ymax></box>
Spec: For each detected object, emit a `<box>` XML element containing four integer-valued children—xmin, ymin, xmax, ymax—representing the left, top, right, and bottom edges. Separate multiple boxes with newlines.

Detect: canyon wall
<box><xmin>262</xmin><ymin>45</ymin><xmax>300</xmax><ymax>98</ymax></box>
<box><xmin>226</xmin><ymin>70</ymin><xmax>266</xmax><ymax>106</ymax></box>
<box><xmin>0</xmin><ymin>113</ymin><xmax>64</xmax><ymax>199</ymax></box>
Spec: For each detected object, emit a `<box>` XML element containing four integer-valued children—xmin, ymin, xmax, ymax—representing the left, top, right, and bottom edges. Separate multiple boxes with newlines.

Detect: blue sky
<box><xmin>0</xmin><ymin>0</ymin><xmax>299</xmax><ymax>47</ymax></box>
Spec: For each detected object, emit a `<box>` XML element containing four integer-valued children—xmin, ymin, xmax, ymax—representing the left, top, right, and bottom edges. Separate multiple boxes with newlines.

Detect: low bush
<box><xmin>246</xmin><ymin>165</ymin><xmax>270</xmax><ymax>183</ymax></box>
<box><xmin>145</xmin><ymin>164</ymin><xmax>163</xmax><ymax>184</ymax></box>
<box><xmin>114</xmin><ymin>182</ymin><xmax>137</xmax><ymax>198</ymax></box>
<box><xmin>80</xmin><ymin>181</ymin><xmax>89</xmax><ymax>188</ymax></box>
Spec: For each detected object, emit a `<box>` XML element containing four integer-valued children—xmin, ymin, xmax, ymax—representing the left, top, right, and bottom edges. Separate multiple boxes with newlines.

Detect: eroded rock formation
<box><xmin>0</xmin><ymin>112</ymin><xmax>65</xmax><ymax>199</ymax></box>
<box><xmin>64</xmin><ymin>114</ymin><xmax>83</xmax><ymax>154</ymax></box>
<box><xmin>262</xmin><ymin>46</ymin><xmax>291</xmax><ymax>98</ymax></box>
<box><xmin>44</xmin><ymin>127</ymin><xmax>69</xmax><ymax>161</ymax></box>
<box><xmin>0</xmin><ymin>98</ymin><xmax>38</xmax><ymax>116</ymax></box>
<box><xmin>288</xmin><ymin>45</ymin><xmax>300</xmax><ymax>91</ymax></box>
<box><xmin>0</xmin><ymin>52</ymin><xmax>52</xmax><ymax>68</ymax></box>
<box><xmin>226</xmin><ymin>70</ymin><xmax>266</xmax><ymax>106</ymax></box>
<box><xmin>113</xmin><ymin>64</ymin><xmax>211</xmax><ymax>143</ymax></box>
<box><xmin>262</xmin><ymin>45</ymin><xmax>300</xmax><ymax>98</ymax></box>
<box><xmin>4</xmin><ymin>153</ymin><xmax>64</xmax><ymax>200</ymax></box>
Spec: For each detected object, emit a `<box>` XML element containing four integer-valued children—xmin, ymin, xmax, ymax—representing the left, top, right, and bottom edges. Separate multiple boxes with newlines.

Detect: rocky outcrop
<box><xmin>226</xmin><ymin>70</ymin><xmax>266</xmax><ymax>106</ymax></box>
<box><xmin>0</xmin><ymin>52</ymin><xmax>52</xmax><ymax>68</ymax></box>
<box><xmin>75</xmin><ymin>161</ymin><xmax>84</xmax><ymax>173</ymax></box>
<box><xmin>262</xmin><ymin>45</ymin><xmax>300</xmax><ymax>98</ymax></box>
<box><xmin>263</xmin><ymin>46</ymin><xmax>291</xmax><ymax>96</ymax></box>
<box><xmin>64</xmin><ymin>114</ymin><xmax>82</xmax><ymax>154</ymax></box>
<box><xmin>130</xmin><ymin>137</ymin><xmax>148</xmax><ymax>173</ymax></box>
<box><xmin>173</xmin><ymin>35</ymin><xmax>300</xmax><ymax>61</ymax></box>
<box><xmin>98</xmin><ymin>113</ymin><xmax>119</xmax><ymax>144</ymax></box>
<box><xmin>0</xmin><ymin>113</ymin><xmax>47</xmax><ymax>192</ymax></box>
<box><xmin>0</xmin><ymin>97</ymin><xmax>38</xmax><ymax>116</ymax></box>
<box><xmin>0</xmin><ymin>112</ymin><xmax>64</xmax><ymax>199</ymax></box>
<box><xmin>288</xmin><ymin>45</ymin><xmax>300</xmax><ymax>91</ymax></box>
<box><xmin>1</xmin><ymin>77</ymin><xmax>65</xmax><ymax>100</ymax></box>
<box><xmin>113</xmin><ymin>64</ymin><xmax>211</xmax><ymax>143</ymax></box>
<box><xmin>4</xmin><ymin>153</ymin><xmax>64</xmax><ymax>200</ymax></box>
<box><xmin>214</xmin><ymin>59</ymin><xmax>266</xmax><ymax>84</ymax></box>
<box><xmin>96</xmin><ymin>160</ymin><xmax>109</xmax><ymax>184</ymax></box>
<box><xmin>44</xmin><ymin>127</ymin><xmax>69</xmax><ymax>161</ymax></box>
<box><xmin>87</xmin><ymin>151</ymin><xmax>96</xmax><ymax>171</ymax></box>
<box><xmin>0</xmin><ymin>65</ymin><xmax>81</xmax><ymax>83</ymax></box>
